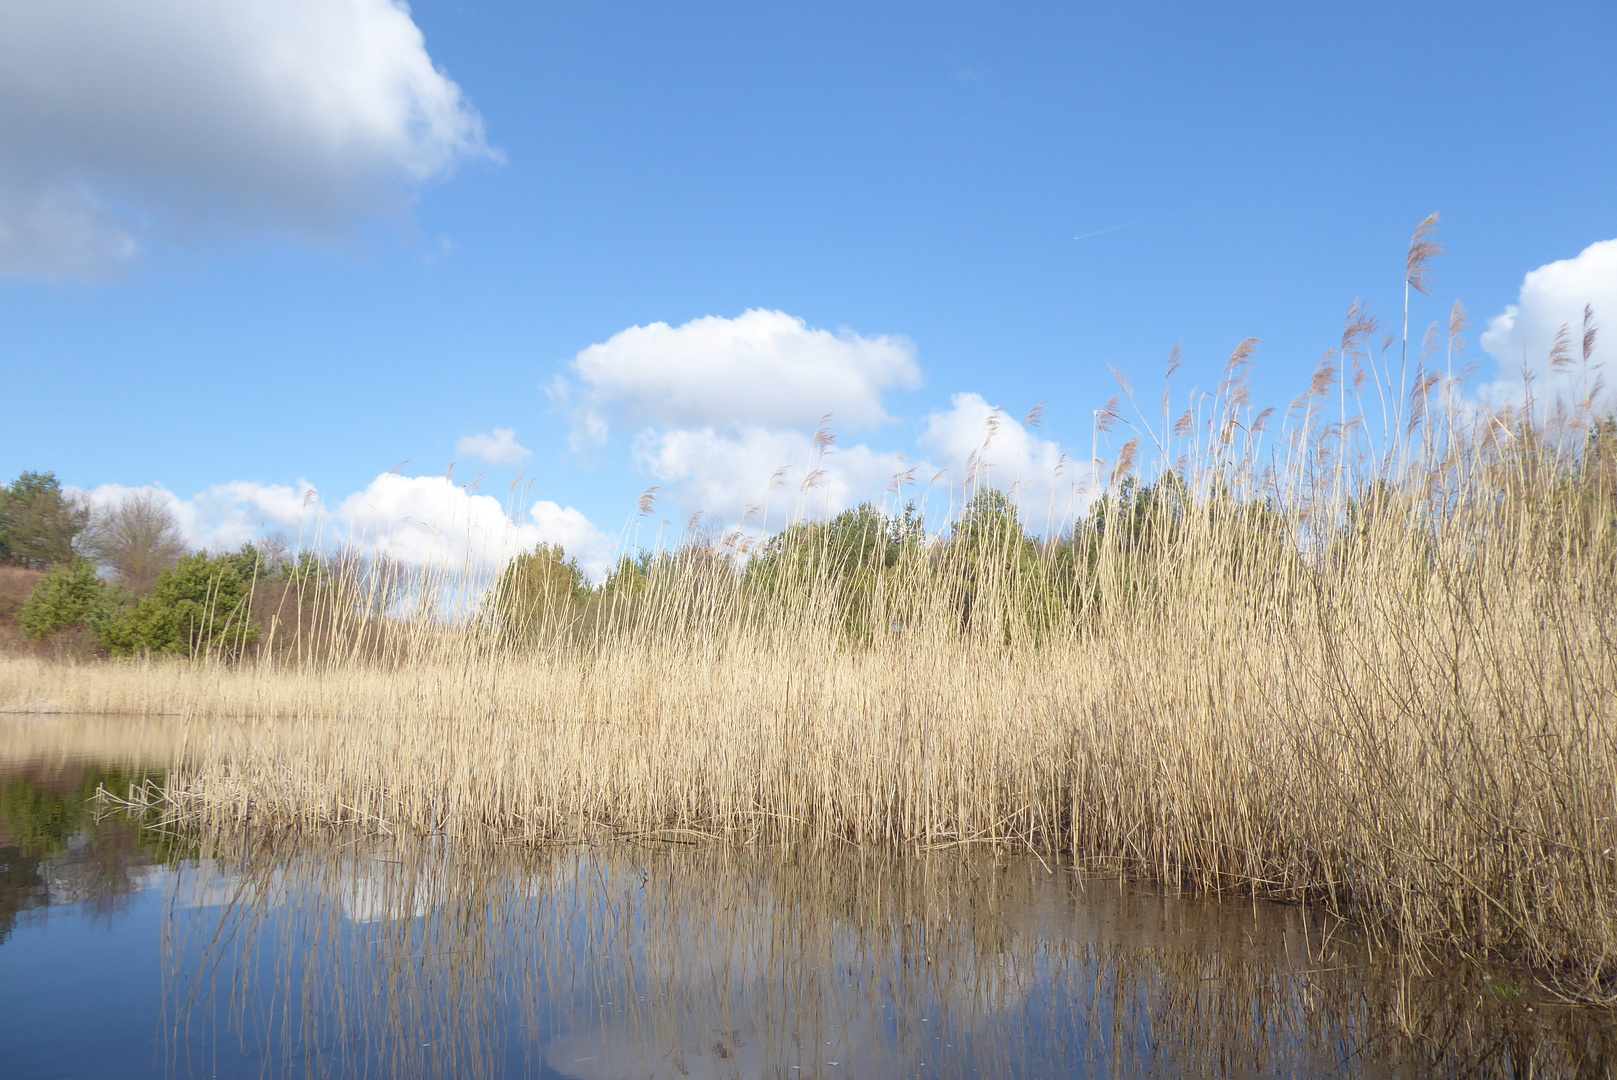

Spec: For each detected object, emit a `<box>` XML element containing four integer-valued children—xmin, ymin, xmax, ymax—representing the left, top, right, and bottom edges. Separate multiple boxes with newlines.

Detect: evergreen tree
<box><xmin>0</xmin><ymin>472</ymin><xmax>89</xmax><ymax>567</ymax></box>
<box><xmin>17</xmin><ymin>561</ymin><xmax>114</xmax><ymax>640</ymax></box>
<box><xmin>99</xmin><ymin>552</ymin><xmax>258</xmax><ymax>657</ymax></box>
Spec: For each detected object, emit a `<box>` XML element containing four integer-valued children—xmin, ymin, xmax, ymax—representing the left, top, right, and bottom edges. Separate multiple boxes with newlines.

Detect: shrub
<box><xmin>99</xmin><ymin>552</ymin><xmax>258</xmax><ymax>658</ymax></box>
<box><xmin>17</xmin><ymin>561</ymin><xmax>113</xmax><ymax>640</ymax></box>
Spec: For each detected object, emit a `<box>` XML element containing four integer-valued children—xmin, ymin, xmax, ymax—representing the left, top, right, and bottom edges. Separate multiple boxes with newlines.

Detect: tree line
<box><xmin>10</xmin><ymin>410</ymin><xmax>1616</xmax><ymax>660</ymax></box>
<box><xmin>0</xmin><ymin>472</ymin><xmax>288</xmax><ymax>657</ymax></box>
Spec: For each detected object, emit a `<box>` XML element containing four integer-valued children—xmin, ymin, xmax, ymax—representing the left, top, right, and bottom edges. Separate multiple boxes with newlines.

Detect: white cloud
<box><xmin>527</xmin><ymin>501</ymin><xmax>616</xmax><ymax>575</ymax></box>
<box><xmin>455</xmin><ymin>428</ymin><xmax>533</xmax><ymax>467</ymax></box>
<box><xmin>72</xmin><ymin>482</ymin><xmax>189</xmax><ymax>534</ymax></box>
<box><xmin>191</xmin><ymin>480</ymin><xmax>327</xmax><ymax>549</ymax></box>
<box><xmin>72</xmin><ymin>480</ymin><xmax>321</xmax><ymax>552</ymax></box>
<box><xmin>563</xmin><ymin>309</ymin><xmax>920</xmax><ymax>449</ymax></box>
<box><xmin>553</xmin><ymin>309</ymin><xmax>929</xmax><ymax>533</ymax></box>
<box><xmin>1478</xmin><ymin>238</ymin><xmax>1617</xmax><ymax>410</ymax></box>
<box><xmin>632</xmin><ymin>425</ymin><xmax>921</xmax><ymax>530</ymax></box>
<box><xmin>0</xmin><ymin>0</ymin><xmax>495</xmax><ymax>280</ymax></box>
<box><xmin>74</xmin><ymin>473</ymin><xmax>616</xmax><ymax>582</ymax></box>
<box><xmin>918</xmin><ymin>393</ymin><xmax>1086</xmax><ymax>530</ymax></box>
<box><xmin>336</xmin><ymin>474</ymin><xmax>615</xmax><ymax>579</ymax></box>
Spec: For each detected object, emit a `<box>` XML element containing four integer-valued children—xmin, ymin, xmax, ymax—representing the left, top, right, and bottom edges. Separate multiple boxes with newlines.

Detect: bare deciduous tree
<box><xmin>81</xmin><ymin>490</ymin><xmax>186</xmax><ymax>592</ymax></box>
<box><xmin>257</xmin><ymin>531</ymin><xmax>294</xmax><ymax>577</ymax></box>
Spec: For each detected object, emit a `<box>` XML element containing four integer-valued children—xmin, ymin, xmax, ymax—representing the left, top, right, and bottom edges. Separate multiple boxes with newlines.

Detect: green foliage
<box><xmin>0</xmin><ymin>471</ymin><xmax>89</xmax><ymax>568</ymax></box>
<box><xmin>17</xmin><ymin>561</ymin><xmax>115</xmax><ymax>640</ymax></box>
<box><xmin>0</xmin><ymin>769</ymin><xmax>181</xmax><ymax>944</ymax></box>
<box><xmin>751</xmin><ymin>502</ymin><xmax>921</xmax><ymax>582</ymax></box>
<box><xmin>285</xmin><ymin>550</ymin><xmax>329</xmax><ymax>589</ymax></box>
<box><xmin>945</xmin><ymin>489</ymin><xmax>1051</xmax><ymax>638</ymax></box>
<box><xmin>602</xmin><ymin>552</ymin><xmax>651</xmax><ymax>595</ymax></box>
<box><xmin>488</xmin><ymin>543</ymin><xmax>588</xmax><ymax>637</ymax></box>
<box><xmin>464</xmin><ymin>411</ymin><xmax>1617</xmax><ymax>654</ymax></box>
<box><xmin>947</xmin><ymin>489</ymin><xmax>1042</xmax><ymax>596</ymax></box>
<box><xmin>0</xmin><ymin>777</ymin><xmax>88</xmax><ymax>857</ymax></box>
<box><xmin>274</xmin><ymin>548</ymin><xmax>409</xmax><ymax>621</ymax></box>
<box><xmin>1082</xmin><ymin>473</ymin><xmax>1191</xmax><ymax>552</ymax></box>
<box><xmin>950</xmin><ymin>489</ymin><xmax>1033</xmax><ymax>558</ymax></box>
<box><xmin>222</xmin><ymin>544</ymin><xmax>263</xmax><ymax>582</ymax></box>
<box><xmin>745</xmin><ymin>502</ymin><xmax>925</xmax><ymax>638</ymax></box>
<box><xmin>0</xmin><ymin>768</ymin><xmax>149</xmax><ymax>856</ymax></box>
<box><xmin>825</xmin><ymin>501</ymin><xmax>922</xmax><ymax>573</ymax></box>
<box><xmin>222</xmin><ymin>541</ymin><xmax>295</xmax><ymax>584</ymax></box>
<box><xmin>99</xmin><ymin>552</ymin><xmax>259</xmax><ymax>658</ymax></box>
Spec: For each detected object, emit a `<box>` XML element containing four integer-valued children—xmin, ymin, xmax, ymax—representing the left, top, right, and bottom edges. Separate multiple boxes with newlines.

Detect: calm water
<box><xmin>1</xmin><ymin>725</ymin><xmax>1613</xmax><ymax>1079</ymax></box>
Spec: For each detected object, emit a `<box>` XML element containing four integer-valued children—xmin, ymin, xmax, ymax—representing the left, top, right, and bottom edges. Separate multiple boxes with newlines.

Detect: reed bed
<box><xmin>4</xmin><ymin>241</ymin><xmax>1615</xmax><ymax>996</ymax></box>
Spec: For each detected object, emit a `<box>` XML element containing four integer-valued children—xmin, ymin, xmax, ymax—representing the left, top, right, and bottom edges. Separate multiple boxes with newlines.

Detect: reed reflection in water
<box><xmin>157</xmin><ymin>829</ymin><xmax>1616</xmax><ymax>1079</ymax></box>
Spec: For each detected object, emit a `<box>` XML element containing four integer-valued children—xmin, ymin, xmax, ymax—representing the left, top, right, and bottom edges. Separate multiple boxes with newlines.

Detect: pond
<box><xmin>1</xmin><ymin>718</ymin><xmax>1613</xmax><ymax>1079</ymax></box>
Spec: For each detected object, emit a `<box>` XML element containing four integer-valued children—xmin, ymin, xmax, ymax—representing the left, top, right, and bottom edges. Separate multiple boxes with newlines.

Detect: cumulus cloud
<box><xmin>72</xmin><ymin>480</ymin><xmax>322</xmax><ymax>552</ymax></box>
<box><xmin>918</xmin><ymin>393</ymin><xmax>1085</xmax><ymax>530</ymax></box>
<box><xmin>456</xmin><ymin>428</ymin><xmax>532</xmax><ymax>467</ymax></box>
<box><xmin>0</xmin><ymin>0</ymin><xmax>496</xmax><ymax>280</ymax></box>
<box><xmin>632</xmin><ymin>425</ymin><xmax>921</xmax><ymax>530</ymax></box>
<box><xmin>338</xmin><ymin>475</ymin><xmax>544</xmax><ymax>569</ymax></box>
<box><xmin>552</xmin><ymin>309</ymin><xmax>927</xmax><ymax>528</ymax></box>
<box><xmin>75</xmin><ymin>473</ymin><xmax>616</xmax><ymax>582</ymax></box>
<box><xmin>627</xmin><ymin>395</ymin><xmax>1085</xmax><ymax>538</ymax></box>
<box><xmin>334</xmin><ymin>475</ymin><xmax>614</xmax><ymax>579</ymax></box>
<box><xmin>562</xmin><ymin>309</ymin><xmax>921</xmax><ymax>449</ymax></box>
<box><xmin>1478</xmin><ymin>238</ymin><xmax>1617</xmax><ymax>410</ymax></box>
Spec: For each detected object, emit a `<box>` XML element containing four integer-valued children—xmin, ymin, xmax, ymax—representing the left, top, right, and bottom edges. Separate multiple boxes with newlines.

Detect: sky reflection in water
<box><xmin>1</xmin><ymin>748</ymin><xmax>1613</xmax><ymax>1079</ymax></box>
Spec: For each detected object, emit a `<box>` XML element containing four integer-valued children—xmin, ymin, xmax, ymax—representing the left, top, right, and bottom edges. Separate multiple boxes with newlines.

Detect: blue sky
<box><xmin>3</xmin><ymin>0</ymin><xmax>1615</xmax><ymax>573</ymax></box>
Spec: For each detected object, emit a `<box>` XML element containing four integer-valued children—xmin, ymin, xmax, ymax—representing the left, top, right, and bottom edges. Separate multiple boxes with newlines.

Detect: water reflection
<box><xmin>160</xmin><ymin>834</ymin><xmax>1616</xmax><ymax>1079</ymax></box>
<box><xmin>0</xmin><ymin>762</ymin><xmax>167</xmax><ymax>940</ymax></box>
<box><xmin>1</xmin><ymin>750</ymin><xmax>1614</xmax><ymax>1078</ymax></box>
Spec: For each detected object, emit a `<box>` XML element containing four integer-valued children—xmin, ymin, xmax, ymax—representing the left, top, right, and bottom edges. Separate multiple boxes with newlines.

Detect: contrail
<box><xmin>1072</xmin><ymin>220</ymin><xmax>1143</xmax><ymax>242</ymax></box>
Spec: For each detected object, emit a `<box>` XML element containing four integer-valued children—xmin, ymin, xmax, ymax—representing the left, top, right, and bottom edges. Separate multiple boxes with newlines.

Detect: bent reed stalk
<box><xmin>5</xmin><ymin>304</ymin><xmax>1617</xmax><ymax>998</ymax></box>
